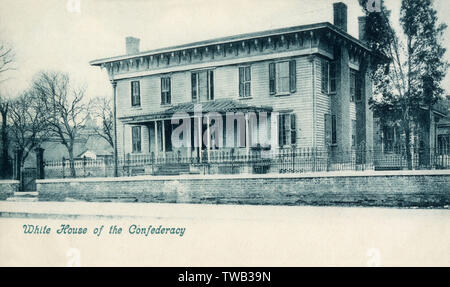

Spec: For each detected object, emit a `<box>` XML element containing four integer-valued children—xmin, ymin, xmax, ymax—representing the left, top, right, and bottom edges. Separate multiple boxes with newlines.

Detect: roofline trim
<box><xmin>90</xmin><ymin>22</ymin><xmax>370</xmax><ymax>66</ymax></box>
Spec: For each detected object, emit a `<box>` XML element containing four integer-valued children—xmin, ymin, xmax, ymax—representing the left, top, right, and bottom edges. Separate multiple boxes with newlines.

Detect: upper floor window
<box><xmin>161</xmin><ymin>77</ymin><xmax>171</xmax><ymax>105</ymax></box>
<box><xmin>192</xmin><ymin>70</ymin><xmax>214</xmax><ymax>103</ymax></box>
<box><xmin>239</xmin><ymin>66</ymin><xmax>251</xmax><ymax>98</ymax></box>
<box><xmin>131</xmin><ymin>126</ymin><xmax>141</xmax><ymax>153</ymax></box>
<box><xmin>131</xmin><ymin>81</ymin><xmax>141</xmax><ymax>107</ymax></box>
<box><xmin>269</xmin><ymin>60</ymin><xmax>296</xmax><ymax>96</ymax></box>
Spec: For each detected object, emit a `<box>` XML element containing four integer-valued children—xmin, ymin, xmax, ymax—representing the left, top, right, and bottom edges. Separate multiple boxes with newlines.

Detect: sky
<box><xmin>0</xmin><ymin>0</ymin><xmax>449</xmax><ymax>100</ymax></box>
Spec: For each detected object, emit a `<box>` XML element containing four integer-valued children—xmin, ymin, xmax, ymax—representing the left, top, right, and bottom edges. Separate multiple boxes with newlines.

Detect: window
<box><xmin>269</xmin><ymin>60</ymin><xmax>296</xmax><ymax>95</ymax></box>
<box><xmin>161</xmin><ymin>77</ymin><xmax>171</xmax><ymax>105</ymax></box>
<box><xmin>131</xmin><ymin>81</ymin><xmax>140</xmax><ymax>107</ymax></box>
<box><xmin>132</xmin><ymin>126</ymin><xmax>141</xmax><ymax>153</ymax></box>
<box><xmin>321</xmin><ymin>60</ymin><xmax>329</xmax><ymax>94</ymax></box>
<box><xmin>192</xmin><ymin>70</ymin><xmax>214</xmax><ymax>103</ymax></box>
<box><xmin>329</xmin><ymin>62</ymin><xmax>337</xmax><ymax>93</ymax></box>
<box><xmin>332</xmin><ymin>115</ymin><xmax>337</xmax><ymax>144</ymax></box>
<box><xmin>278</xmin><ymin>113</ymin><xmax>296</xmax><ymax>147</ymax></box>
<box><xmin>239</xmin><ymin>66</ymin><xmax>251</xmax><ymax>98</ymax></box>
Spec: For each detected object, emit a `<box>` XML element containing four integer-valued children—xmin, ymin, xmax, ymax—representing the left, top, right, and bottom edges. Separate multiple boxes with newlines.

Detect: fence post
<box><xmin>62</xmin><ymin>157</ymin><xmax>66</xmax><ymax>179</ymax></box>
<box><xmin>35</xmin><ymin>147</ymin><xmax>45</xmax><ymax>180</ymax></box>
<box><xmin>151</xmin><ymin>152</ymin><xmax>155</xmax><ymax>175</ymax></box>
<box><xmin>83</xmin><ymin>156</ymin><xmax>87</xmax><ymax>177</ymax></box>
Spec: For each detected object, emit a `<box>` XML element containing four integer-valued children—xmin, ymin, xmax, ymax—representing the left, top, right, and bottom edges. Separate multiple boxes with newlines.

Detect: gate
<box><xmin>22</xmin><ymin>168</ymin><xmax>37</xmax><ymax>191</ymax></box>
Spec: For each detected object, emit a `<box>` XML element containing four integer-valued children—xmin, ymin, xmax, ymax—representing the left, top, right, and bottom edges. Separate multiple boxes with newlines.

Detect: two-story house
<box><xmin>90</xmin><ymin>2</ymin><xmax>373</xmax><ymax>166</ymax></box>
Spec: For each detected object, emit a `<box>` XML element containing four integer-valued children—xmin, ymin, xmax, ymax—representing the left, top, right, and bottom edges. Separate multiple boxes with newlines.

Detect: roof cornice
<box><xmin>90</xmin><ymin>22</ymin><xmax>370</xmax><ymax>67</ymax></box>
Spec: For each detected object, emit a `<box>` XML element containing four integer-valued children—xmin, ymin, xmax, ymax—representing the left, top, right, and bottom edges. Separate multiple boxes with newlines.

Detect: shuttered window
<box><xmin>278</xmin><ymin>113</ymin><xmax>296</xmax><ymax>147</ymax></box>
<box><xmin>131</xmin><ymin>81</ymin><xmax>140</xmax><ymax>107</ymax></box>
<box><xmin>239</xmin><ymin>66</ymin><xmax>251</xmax><ymax>98</ymax></box>
<box><xmin>270</xmin><ymin>60</ymin><xmax>296</xmax><ymax>95</ymax></box>
<box><xmin>192</xmin><ymin>70</ymin><xmax>214</xmax><ymax>102</ymax></box>
<box><xmin>132</xmin><ymin>126</ymin><xmax>141</xmax><ymax>153</ymax></box>
<box><xmin>161</xmin><ymin>77</ymin><xmax>171</xmax><ymax>105</ymax></box>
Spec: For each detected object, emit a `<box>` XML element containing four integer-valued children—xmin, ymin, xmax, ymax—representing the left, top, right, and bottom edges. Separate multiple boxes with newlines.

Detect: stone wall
<box><xmin>0</xmin><ymin>180</ymin><xmax>19</xmax><ymax>200</ymax></box>
<box><xmin>36</xmin><ymin>170</ymin><xmax>450</xmax><ymax>208</ymax></box>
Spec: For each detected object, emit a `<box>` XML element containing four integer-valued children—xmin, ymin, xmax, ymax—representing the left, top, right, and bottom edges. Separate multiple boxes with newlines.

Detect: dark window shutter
<box><xmin>269</xmin><ymin>63</ymin><xmax>276</xmax><ymax>95</ymax></box>
<box><xmin>289</xmin><ymin>60</ymin><xmax>296</xmax><ymax>93</ymax></box>
<box><xmin>290</xmin><ymin>113</ymin><xmax>297</xmax><ymax>145</ymax></box>
<box><xmin>209</xmin><ymin>70</ymin><xmax>214</xmax><ymax>100</ymax></box>
<box><xmin>239</xmin><ymin>67</ymin><xmax>244</xmax><ymax>97</ymax></box>
<box><xmin>191</xmin><ymin>73</ymin><xmax>197</xmax><ymax>102</ymax></box>
<box><xmin>160</xmin><ymin>78</ymin><xmax>164</xmax><ymax>104</ymax></box>
<box><xmin>136</xmin><ymin>81</ymin><xmax>140</xmax><ymax>106</ymax></box>
<box><xmin>168</xmin><ymin>78</ymin><xmax>171</xmax><ymax>104</ymax></box>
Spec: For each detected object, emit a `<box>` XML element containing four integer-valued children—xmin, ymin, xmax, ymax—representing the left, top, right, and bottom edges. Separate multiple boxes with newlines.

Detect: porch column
<box><xmin>111</xmin><ymin>80</ymin><xmax>118</xmax><ymax>177</ymax></box>
<box><xmin>198</xmin><ymin>116</ymin><xmax>202</xmax><ymax>161</ymax></box>
<box><xmin>154</xmin><ymin>121</ymin><xmax>158</xmax><ymax>159</ymax></box>
<box><xmin>162</xmin><ymin>120</ymin><xmax>166</xmax><ymax>158</ymax></box>
<box><xmin>206</xmin><ymin>115</ymin><xmax>211</xmax><ymax>162</ymax></box>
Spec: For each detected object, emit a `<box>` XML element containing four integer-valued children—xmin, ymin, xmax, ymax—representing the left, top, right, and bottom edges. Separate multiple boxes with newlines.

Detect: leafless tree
<box><xmin>90</xmin><ymin>96</ymin><xmax>114</xmax><ymax>149</ymax></box>
<box><xmin>32</xmin><ymin>71</ymin><xmax>89</xmax><ymax>178</ymax></box>
<box><xmin>0</xmin><ymin>42</ymin><xmax>15</xmax><ymax>83</ymax></box>
<box><xmin>0</xmin><ymin>93</ymin><xmax>11</xmax><ymax>177</ymax></box>
<box><xmin>8</xmin><ymin>91</ymin><xmax>48</xmax><ymax>180</ymax></box>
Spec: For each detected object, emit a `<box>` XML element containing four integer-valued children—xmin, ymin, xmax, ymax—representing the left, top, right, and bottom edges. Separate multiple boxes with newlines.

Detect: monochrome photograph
<box><xmin>0</xmin><ymin>0</ymin><xmax>449</xmax><ymax>268</ymax></box>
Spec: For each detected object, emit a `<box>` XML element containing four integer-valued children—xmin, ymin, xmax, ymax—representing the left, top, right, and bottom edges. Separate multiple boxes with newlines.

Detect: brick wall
<box><xmin>37</xmin><ymin>171</ymin><xmax>450</xmax><ymax>208</ymax></box>
<box><xmin>0</xmin><ymin>180</ymin><xmax>19</xmax><ymax>200</ymax></box>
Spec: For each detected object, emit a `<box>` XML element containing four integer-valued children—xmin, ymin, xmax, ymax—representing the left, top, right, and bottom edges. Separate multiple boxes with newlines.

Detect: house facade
<box><xmin>90</xmin><ymin>2</ymin><xmax>373</xmax><ymax>165</ymax></box>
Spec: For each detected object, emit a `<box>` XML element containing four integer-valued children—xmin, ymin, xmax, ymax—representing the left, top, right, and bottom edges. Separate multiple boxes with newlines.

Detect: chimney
<box><xmin>126</xmin><ymin>36</ymin><xmax>140</xmax><ymax>55</ymax></box>
<box><xmin>333</xmin><ymin>2</ymin><xmax>348</xmax><ymax>32</ymax></box>
<box><xmin>358</xmin><ymin>16</ymin><xmax>367</xmax><ymax>42</ymax></box>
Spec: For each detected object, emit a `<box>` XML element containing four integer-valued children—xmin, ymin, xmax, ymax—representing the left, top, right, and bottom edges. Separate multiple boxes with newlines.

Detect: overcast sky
<box><xmin>0</xmin><ymin>0</ymin><xmax>449</xmax><ymax>100</ymax></box>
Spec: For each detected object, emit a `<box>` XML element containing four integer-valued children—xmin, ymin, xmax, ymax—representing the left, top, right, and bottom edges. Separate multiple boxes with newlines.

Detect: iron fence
<box><xmin>43</xmin><ymin>147</ymin><xmax>450</xmax><ymax>178</ymax></box>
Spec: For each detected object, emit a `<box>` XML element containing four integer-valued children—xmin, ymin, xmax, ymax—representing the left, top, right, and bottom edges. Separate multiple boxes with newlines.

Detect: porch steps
<box><xmin>6</xmin><ymin>192</ymin><xmax>39</xmax><ymax>202</ymax></box>
<box><xmin>154</xmin><ymin>163</ymin><xmax>191</xmax><ymax>175</ymax></box>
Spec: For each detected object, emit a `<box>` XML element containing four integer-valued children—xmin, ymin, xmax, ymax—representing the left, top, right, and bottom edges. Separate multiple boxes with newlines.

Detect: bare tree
<box><xmin>32</xmin><ymin>71</ymin><xmax>89</xmax><ymax>177</ymax></box>
<box><xmin>0</xmin><ymin>93</ymin><xmax>11</xmax><ymax>178</ymax></box>
<box><xmin>8</xmin><ymin>91</ymin><xmax>48</xmax><ymax>181</ymax></box>
<box><xmin>90</xmin><ymin>96</ymin><xmax>114</xmax><ymax>149</ymax></box>
<box><xmin>0</xmin><ymin>42</ymin><xmax>15</xmax><ymax>83</ymax></box>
